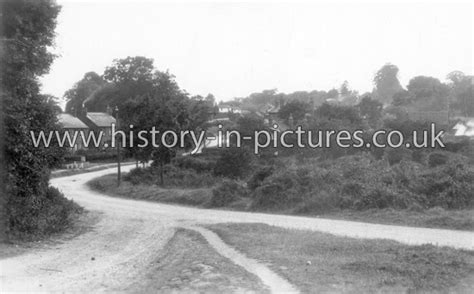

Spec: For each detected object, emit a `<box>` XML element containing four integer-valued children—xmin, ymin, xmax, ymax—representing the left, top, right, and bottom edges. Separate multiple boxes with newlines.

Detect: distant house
<box><xmin>260</xmin><ymin>102</ymin><xmax>281</xmax><ymax>125</ymax></box>
<box><xmin>58</xmin><ymin>107</ymin><xmax>116</xmax><ymax>152</ymax></box>
<box><xmin>453</xmin><ymin>118</ymin><xmax>474</xmax><ymax>139</ymax></box>
<box><xmin>57</xmin><ymin>113</ymin><xmax>89</xmax><ymax>152</ymax></box>
<box><xmin>79</xmin><ymin>108</ymin><xmax>116</xmax><ymax>147</ymax></box>
<box><xmin>218</xmin><ymin>103</ymin><xmax>242</xmax><ymax>114</ymax></box>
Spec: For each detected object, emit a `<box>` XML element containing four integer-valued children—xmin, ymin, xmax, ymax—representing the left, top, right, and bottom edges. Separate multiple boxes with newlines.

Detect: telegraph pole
<box><xmin>115</xmin><ymin>106</ymin><xmax>121</xmax><ymax>186</ymax></box>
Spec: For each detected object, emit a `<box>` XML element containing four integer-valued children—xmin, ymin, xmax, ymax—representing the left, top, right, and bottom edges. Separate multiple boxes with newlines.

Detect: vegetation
<box><xmin>208</xmin><ymin>223</ymin><xmax>474</xmax><ymax>293</ymax></box>
<box><xmin>1</xmin><ymin>0</ymin><xmax>80</xmax><ymax>240</ymax></box>
<box><xmin>88</xmin><ymin>174</ymin><xmax>213</xmax><ymax>207</ymax></box>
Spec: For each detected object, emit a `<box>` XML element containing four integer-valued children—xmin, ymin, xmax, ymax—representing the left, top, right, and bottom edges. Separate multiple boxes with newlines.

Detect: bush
<box><xmin>414</xmin><ymin>162</ymin><xmax>474</xmax><ymax>209</ymax></box>
<box><xmin>427</xmin><ymin>152</ymin><xmax>449</xmax><ymax>167</ymax></box>
<box><xmin>384</xmin><ymin>147</ymin><xmax>412</xmax><ymax>165</ymax></box>
<box><xmin>209</xmin><ymin>180</ymin><xmax>247</xmax><ymax>207</ymax></box>
<box><xmin>75</xmin><ymin>149</ymin><xmax>124</xmax><ymax>162</ymax></box>
<box><xmin>213</xmin><ymin>147</ymin><xmax>253</xmax><ymax>179</ymax></box>
<box><xmin>7</xmin><ymin>187</ymin><xmax>82</xmax><ymax>240</ymax></box>
<box><xmin>123</xmin><ymin>165</ymin><xmax>218</xmax><ymax>188</ymax></box>
<box><xmin>247</xmin><ymin>166</ymin><xmax>273</xmax><ymax>190</ymax></box>
<box><xmin>173</xmin><ymin>155</ymin><xmax>215</xmax><ymax>173</ymax></box>
<box><xmin>161</xmin><ymin>165</ymin><xmax>217</xmax><ymax>188</ymax></box>
<box><xmin>123</xmin><ymin>167</ymin><xmax>155</xmax><ymax>185</ymax></box>
<box><xmin>250</xmin><ymin>152</ymin><xmax>474</xmax><ymax>213</ymax></box>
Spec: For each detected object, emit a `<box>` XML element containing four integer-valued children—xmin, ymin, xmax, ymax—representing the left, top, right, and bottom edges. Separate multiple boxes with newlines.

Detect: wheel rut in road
<box><xmin>187</xmin><ymin>226</ymin><xmax>300</xmax><ymax>294</ymax></box>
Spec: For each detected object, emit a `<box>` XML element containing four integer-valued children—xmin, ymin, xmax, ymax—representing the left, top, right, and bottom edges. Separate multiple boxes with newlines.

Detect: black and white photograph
<box><xmin>0</xmin><ymin>0</ymin><xmax>473</xmax><ymax>292</ymax></box>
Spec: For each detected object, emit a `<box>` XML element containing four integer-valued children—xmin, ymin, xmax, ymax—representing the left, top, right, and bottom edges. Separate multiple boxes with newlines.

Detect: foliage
<box><xmin>124</xmin><ymin>165</ymin><xmax>216</xmax><ymax>188</ymax></box>
<box><xmin>278</xmin><ymin>100</ymin><xmax>310</xmax><ymax>124</ymax></box>
<box><xmin>64</xmin><ymin>72</ymin><xmax>105</xmax><ymax>113</ymax></box>
<box><xmin>213</xmin><ymin>147</ymin><xmax>254</xmax><ymax>179</ymax></box>
<box><xmin>247</xmin><ymin>166</ymin><xmax>274</xmax><ymax>190</ymax></box>
<box><xmin>427</xmin><ymin>152</ymin><xmax>449</xmax><ymax>167</ymax></box>
<box><xmin>209</xmin><ymin>180</ymin><xmax>247</xmax><ymax>207</ymax></box>
<box><xmin>357</xmin><ymin>96</ymin><xmax>383</xmax><ymax>128</ymax></box>
<box><xmin>446</xmin><ymin>71</ymin><xmax>474</xmax><ymax>117</ymax></box>
<box><xmin>172</xmin><ymin>155</ymin><xmax>215</xmax><ymax>173</ymax></box>
<box><xmin>250</xmin><ymin>153</ymin><xmax>474</xmax><ymax>212</ymax></box>
<box><xmin>1</xmin><ymin>0</ymin><xmax>78</xmax><ymax>239</ymax></box>
<box><xmin>6</xmin><ymin>186</ymin><xmax>82</xmax><ymax>240</ymax></box>
<box><xmin>406</xmin><ymin>76</ymin><xmax>450</xmax><ymax>111</ymax></box>
<box><xmin>373</xmin><ymin>63</ymin><xmax>403</xmax><ymax>104</ymax></box>
<box><xmin>75</xmin><ymin>56</ymin><xmax>214</xmax><ymax>168</ymax></box>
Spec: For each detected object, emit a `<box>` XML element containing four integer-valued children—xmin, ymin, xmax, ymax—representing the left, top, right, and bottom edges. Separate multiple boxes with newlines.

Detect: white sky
<box><xmin>40</xmin><ymin>0</ymin><xmax>473</xmax><ymax>105</ymax></box>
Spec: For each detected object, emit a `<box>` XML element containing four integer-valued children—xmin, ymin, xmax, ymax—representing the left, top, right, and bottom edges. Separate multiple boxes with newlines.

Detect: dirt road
<box><xmin>1</xmin><ymin>166</ymin><xmax>473</xmax><ymax>292</ymax></box>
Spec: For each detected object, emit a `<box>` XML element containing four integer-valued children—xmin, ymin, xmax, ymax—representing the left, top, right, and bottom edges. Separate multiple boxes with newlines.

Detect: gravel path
<box><xmin>1</xmin><ymin>165</ymin><xmax>473</xmax><ymax>292</ymax></box>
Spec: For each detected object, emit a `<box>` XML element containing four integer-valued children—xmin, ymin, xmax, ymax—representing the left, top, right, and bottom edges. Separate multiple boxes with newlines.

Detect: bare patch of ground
<box><xmin>125</xmin><ymin>228</ymin><xmax>269</xmax><ymax>293</ymax></box>
<box><xmin>208</xmin><ymin>223</ymin><xmax>474</xmax><ymax>293</ymax></box>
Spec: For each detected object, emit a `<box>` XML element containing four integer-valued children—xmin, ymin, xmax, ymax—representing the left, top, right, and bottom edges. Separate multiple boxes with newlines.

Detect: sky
<box><xmin>40</xmin><ymin>0</ymin><xmax>473</xmax><ymax>107</ymax></box>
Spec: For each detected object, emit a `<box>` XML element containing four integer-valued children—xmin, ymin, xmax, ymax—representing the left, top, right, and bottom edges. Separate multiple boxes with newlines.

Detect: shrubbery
<box><xmin>213</xmin><ymin>147</ymin><xmax>253</xmax><ymax>179</ymax></box>
<box><xmin>124</xmin><ymin>165</ymin><xmax>217</xmax><ymax>188</ymax></box>
<box><xmin>173</xmin><ymin>155</ymin><xmax>215</xmax><ymax>173</ymax></box>
<box><xmin>250</xmin><ymin>152</ymin><xmax>474</xmax><ymax>212</ymax></box>
<box><xmin>247</xmin><ymin>166</ymin><xmax>273</xmax><ymax>190</ymax></box>
<box><xmin>427</xmin><ymin>152</ymin><xmax>449</xmax><ymax>167</ymax></box>
<box><xmin>6</xmin><ymin>187</ymin><xmax>82</xmax><ymax>240</ymax></box>
<box><xmin>209</xmin><ymin>179</ymin><xmax>248</xmax><ymax>207</ymax></box>
<box><xmin>75</xmin><ymin>149</ymin><xmax>123</xmax><ymax>162</ymax></box>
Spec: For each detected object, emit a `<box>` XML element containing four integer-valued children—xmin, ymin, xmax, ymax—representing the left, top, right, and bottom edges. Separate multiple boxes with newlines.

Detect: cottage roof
<box><xmin>86</xmin><ymin>112</ymin><xmax>116</xmax><ymax>128</ymax></box>
<box><xmin>58</xmin><ymin>113</ymin><xmax>89</xmax><ymax>129</ymax></box>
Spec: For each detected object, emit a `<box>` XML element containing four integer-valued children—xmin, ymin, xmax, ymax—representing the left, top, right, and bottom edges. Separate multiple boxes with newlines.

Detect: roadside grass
<box><xmin>207</xmin><ymin>223</ymin><xmax>474</xmax><ymax>293</ymax></box>
<box><xmin>87</xmin><ymin>174</ymin><xmax>213</xmax><ymax>207</ymax></box>
<box><xmin>51</xmin><ymin>161</ymin><xmax>135</xmax><ymax>179</ymax></box>
<box><xmin>88</xmin><ymin>173</ymin><xmax>474</xmax><ymax>231</ymax></box>
<box><xmin>320</xmin><ymin>208</ymin><xmax>474</xmax><ymax>231</ymax></box>
<box><xmin>1</xmin><ymin>210</ymin><xmax>99</xmax><ymax>259</ymax></box>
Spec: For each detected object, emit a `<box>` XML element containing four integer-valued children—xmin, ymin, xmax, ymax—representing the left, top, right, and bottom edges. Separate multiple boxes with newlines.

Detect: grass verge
<box><xmin>51</xmin><ymin>161</ymin><xmax>135</xmax><ymax>178</ymax></box>
<box><xmin>87</xmin><ymin>174</ymin><xmax>213</xmax><ymax>207</ymax></box>
<box><xmin>321</xmin><ymin>208</ymin><xmax>474</xmax><ymax>231</ymax></box>
<box><xmin>207</xmin><ymin>223</ymin><xmax>474</xmax><ymax>293</ymax></box>
<box><xmin>87</xmin><ymin>173</ymin><xmax>473</xmax><ymax>231</ymax></box>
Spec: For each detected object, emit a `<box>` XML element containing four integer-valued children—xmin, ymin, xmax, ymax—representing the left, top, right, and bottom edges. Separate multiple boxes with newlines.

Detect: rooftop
<box><xmin>86</xmin><ymin>112</ymin><xmax>116</xmax><ymax>127</ymax></box>
<box><xmin>58</xmin><ymin>113</ymin><xmax>89</xmax><ymax>129</ymax></box>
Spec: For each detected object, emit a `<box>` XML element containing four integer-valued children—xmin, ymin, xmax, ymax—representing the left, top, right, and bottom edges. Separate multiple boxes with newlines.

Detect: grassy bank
<box><xmin>87</xmin><ymin>174</ymin><xmax>474</xmax><ymax>231</ymax></box>
<box><xmin>207</xmin><ymin>223</ymin><xmax>474</xmax><ymax>293</ymax></box>
<box><xmin>88</xmin><ymin>174</ymin><xmax>214</xmax><ymax>207</ymax></box>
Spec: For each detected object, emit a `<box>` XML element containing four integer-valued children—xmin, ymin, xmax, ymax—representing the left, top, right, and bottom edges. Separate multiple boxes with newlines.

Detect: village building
<box><xmin>57</xmin><ymin>113</ymin><xmax>90</xmax><ymax>153</ymax></box>
<box><xmin>78</xmin><ymin>107</ymin><xmax>116</xmax><ymax>146</ymax></box>
<box><xmin>57</xmin><ymin>106</ymin><xmax>116</xmax><ymax>153</ymax></box>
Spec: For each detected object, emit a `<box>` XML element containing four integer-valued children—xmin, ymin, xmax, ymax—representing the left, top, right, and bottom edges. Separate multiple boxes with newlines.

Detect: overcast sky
<box><xmin>40</xmin><ymin>0</ymin><xmax>473</xmax><ymax>105</ymax></box>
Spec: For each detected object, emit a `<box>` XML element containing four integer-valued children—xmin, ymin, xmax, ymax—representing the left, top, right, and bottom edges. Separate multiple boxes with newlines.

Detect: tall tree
<box><xmin>358</xmin><ymin>96</ymin><xmax>383</xmax><ymax>128</ymax></box>
<box><xmin>406</xmin><ymin>76</ymin><xmax>449</xmax><ymax>111</ymax></box>
<box><xmin>373</xmin><ymin>63</ymin><xmax>403</xmax><ymax>104</ymax></box>
<box><xmin>1</xmin><ymin>0</ymin><xmax>73</xmax><ymax>239</ymax></box>
<box><xmin>447</xmin><ymin>71</ymin><xmax>473</xmax><ymax>116</ymax></box>
<box><xmin>278</xmin><ymin>100</ymin><xmax>310</xmax><ymax>124</ymax></box>
<box><xmin>64</xmin><ymin>71</ymin><xmax>104</xmax><ymax>113</ymax></box>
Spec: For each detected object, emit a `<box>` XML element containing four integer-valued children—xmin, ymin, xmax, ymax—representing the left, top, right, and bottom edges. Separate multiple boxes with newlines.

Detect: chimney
<box><xmin>106</xmin><ymin>105</ymin><xmax>112</xmax><ymax>115</ymax></box>
<box><xmin>81</xmin><ymin>106</ymin><xmax>87</xmax><ymax>118</ymax></box>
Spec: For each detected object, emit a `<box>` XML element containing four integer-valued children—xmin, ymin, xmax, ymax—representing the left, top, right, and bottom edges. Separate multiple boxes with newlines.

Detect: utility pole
<box><xmin>115</xmin><ymin>106</ymin><xmax>121</xmax><ymax>186</ymax></box>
